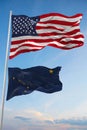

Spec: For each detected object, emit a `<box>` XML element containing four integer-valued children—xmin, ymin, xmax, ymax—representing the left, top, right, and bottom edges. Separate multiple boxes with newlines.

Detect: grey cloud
<box><xmin>68</xmin><ymin>127</ymin><xmax>87</xmax><ymax>130</ymax></box>
<box><xmin>54</xmin><ymin>118</ymin><xmax>87</xmax><ymax>126</ymax></box>
<box><xmin>14</xmin><ymin>115</ymin><xmax>87</xmax><ymax>126</ymax></box>
<box><xmin>15</xmin><ymin>116</ymin><xmax>54</xmax><ymax>125</ymax></box>
<box><xmin>44</xmin><ymin>120</ymin><xmax>54</xmax><ymax>124</ymax></box>
<box><xmin>15</xmin><ymin>116</ymin><xmax>31</xmax><ymax>122</ymax></box>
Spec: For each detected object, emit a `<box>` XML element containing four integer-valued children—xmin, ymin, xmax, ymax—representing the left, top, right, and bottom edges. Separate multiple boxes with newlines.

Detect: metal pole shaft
<box><xmin>0</xmin><ymin>11</ymin><xmax>12</xmax><ymax>130</ymax></box>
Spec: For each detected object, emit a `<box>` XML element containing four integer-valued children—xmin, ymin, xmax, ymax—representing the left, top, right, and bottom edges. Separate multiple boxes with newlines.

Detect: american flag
<box><xmin>10</xmin><ymin>13</ymin><xmax>84</xmax><ymax>59</ymax></box>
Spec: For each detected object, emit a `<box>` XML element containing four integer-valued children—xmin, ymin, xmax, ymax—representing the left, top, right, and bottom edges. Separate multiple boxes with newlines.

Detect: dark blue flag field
<box><xmin>6</xmin><ymin>66</ymin><xmax>62</xmax><ymax>100</ymax></box>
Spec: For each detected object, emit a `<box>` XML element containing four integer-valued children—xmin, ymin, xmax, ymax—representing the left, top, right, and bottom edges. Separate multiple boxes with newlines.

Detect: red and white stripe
<box><xmin>10</xmin><ymin>13</ymin><xmax>84</xmax><ymax>59</ymax></box>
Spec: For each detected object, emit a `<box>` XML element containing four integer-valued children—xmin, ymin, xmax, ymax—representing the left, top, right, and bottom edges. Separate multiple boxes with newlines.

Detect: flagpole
<box><xmin>0</xmin><ymin>11</ymin><xmax>12</xmax><ymax>130</ymax></box>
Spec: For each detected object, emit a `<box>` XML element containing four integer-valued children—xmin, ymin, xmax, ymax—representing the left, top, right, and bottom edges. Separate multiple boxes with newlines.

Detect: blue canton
<box><xmin>12</xmin><ymin>15</ymin><xmax>40</xmax><ymax>37</ymax></box>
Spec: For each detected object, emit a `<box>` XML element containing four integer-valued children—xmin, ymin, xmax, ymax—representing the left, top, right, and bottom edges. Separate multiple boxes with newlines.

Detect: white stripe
<box><xmin>61</xmin><ymin>37</ymin><xmax>84</xmax><ymax>42</ymax></box>
<box><xmin>10</xmin><ymin>42</ymin><xmax>79</xmax><ymax>57</ymax></box>
<box><xmin>63</xmin><ymin>43</ymin><xmax>79</xmax><ymax>48</ymax></box>
<box><xmin>36</xmin><ymin>26</ymin><xmax>80</xmax><ymax>34</ymax></box>
<box><xmin>10</xmin><ymin>41</ymin><xmax>65</xmax><ymax>49</ymax></box>
<box><xmin>37</xmin><ymin>22</ymin><xmax>80</xmax><ymax>31</ymax></box>
<box><xmin>10</xmin><ymin>46</ymin><xmax>43</xmax><ymax>56</ymax></box>
<box><xmin>37</xmin><ymin>23</ymin><xmax>65</xmax><ymax>30</ymax></box>
<box><xmin>36</xmin><ymin>29</ymin><xmax>65</xmax><ymax>34</ymax></box>
<box><xmin>40</xmin><ymin>15</ymin><xmax>82</xmax><ymax>22</ymax></box>
<box><xmin>10</xmin><ymin>37</ymin><xmax>84</xmax><ymax>49</ymax></box>
<box><xmin>11</xmin><ymin>35</ymin><xmax>63</xmax><ymax>41</ymax></box>
<box><xmin>11</xmin><ymin>32</ymin><xmax>83</xmax><ymax>41</ymax></box>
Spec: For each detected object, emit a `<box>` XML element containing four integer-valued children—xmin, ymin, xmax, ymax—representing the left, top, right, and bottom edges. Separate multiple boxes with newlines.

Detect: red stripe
<box><xmin>11</xmin><ymin>33</ymin><xmax>84</xmax><ymax>45</ymax></box>
<box><xmin>11</xmin><ymin>36</ymin><xmax>83</xmax><ymax>53</ymax></box>
<box><xmin>72</xmin><ymin>34</ymin><xmax>84</xmax><ymax>38</ymax></box>
<box><xmin>38</xmin><ymin>20</ymin><xmax>79</xmax><ymax>26</ymax></box>
<box><xmin>48</xmin><ymin>43</ymin><xmax>83</xmax><ymax>49</ymax></box>
<box><xmin>40</xmin><ymin>13</ymin><xmax>83</xmax><ymax>19</ymax></box>
<box><xmin>9</xmin><ymin>49</ymin><xmax>42</xmax><ymax>59</ymax></box>
<box><xmin>37</xmin><ymin>29</ymin><xmax>81</xmax><ymax>36</ymax></box>
<box><xmin>59</xmin><ymin>41</ymin><xmax>84</xmax><ymax>45</ymax></box>
<box><xmin>10</xmin><ymin>42</ymin><xmax>83</xmax><ymax>59</ymax></box>
<box><xmin>36</xmin><ymin>25</ymin><xmax>64</xmax><ymax>31</ymax></box>
<box><xmin>36</xmin><ymin>23</ymin><xmax>79</xmax><ymax>30</ymax></box>
<box><xmin>9</xmin><ymin>46</ymin><xmax>45</xmax><ymax>59</ymax></box>
<box><xmin>10</xmin><ymin>43</ymin><xmax>44</xmax><ymax>52</ymax></box>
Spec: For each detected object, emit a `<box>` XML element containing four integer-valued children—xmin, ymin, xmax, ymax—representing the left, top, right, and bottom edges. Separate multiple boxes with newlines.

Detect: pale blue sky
<box><xmin>0</xmin><ymin>0</ymin><xmax>87</xmax><ymax>130</ymax></box>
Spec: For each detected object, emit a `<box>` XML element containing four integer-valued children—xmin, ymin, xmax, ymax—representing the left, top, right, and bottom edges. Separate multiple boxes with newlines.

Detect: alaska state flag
<box><xmin>6</xmin><ymin>66</ymin><xmax>62</xmax><ymax>100</ymax></box>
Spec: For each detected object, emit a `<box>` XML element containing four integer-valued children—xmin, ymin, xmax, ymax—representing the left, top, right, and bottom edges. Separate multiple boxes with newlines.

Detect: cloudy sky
<box><xmin>0</xmin><ymin>0</ymin><xmax>87</xmax><ymax>130</ymax></box>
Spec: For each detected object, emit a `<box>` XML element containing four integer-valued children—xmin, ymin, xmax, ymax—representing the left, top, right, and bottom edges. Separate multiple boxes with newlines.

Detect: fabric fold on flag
<box><xmin>9</xmin><ymin>12</ymin><xmax>84</xmax><ymax>59</ymax></box>
<box><xmin>6</xmin><ymin>66</ymin><xmax>62</xmax><ymax>100</ymax></box>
